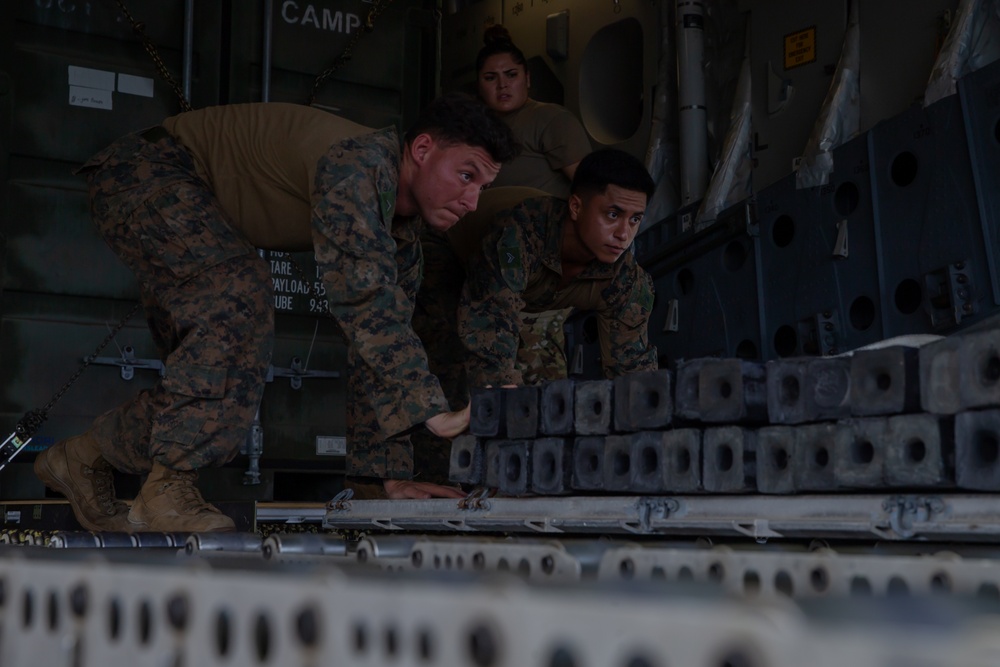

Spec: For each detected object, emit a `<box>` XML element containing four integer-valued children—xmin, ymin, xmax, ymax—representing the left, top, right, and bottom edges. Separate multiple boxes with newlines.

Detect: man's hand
<box><xmin>425</xmin><ymin>404</ymin><xmax>471</xmax><ymax>438</ymax></box>
<box><xmin>383</xmin><ymin>479</ymin><xmax>466</xmax><ymax>499</ymax></box>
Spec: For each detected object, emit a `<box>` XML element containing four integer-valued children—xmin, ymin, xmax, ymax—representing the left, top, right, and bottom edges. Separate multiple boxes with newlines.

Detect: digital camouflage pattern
<box><xmin>310</xmin><ymin>129</ymin><xmax>448</xmax><ymax>480</ymax></box>
<box><xmin>458</xmin><ymin>195</ymin><xmax>658</xmax><ymax>388</ymax></box>
<box><xmin>77</xmin><ymin>124</ymin><xmax>450</xmax><ymax>481</ymax></box>
<box><xmin>81</xmin><ymin>132</ymin><xmax>273</xmax><ymax>473</ymax></box>
<box><xmin>517</xmin><ymin>309</ymin><xmax>570</xmax><ymax>384</ymax></box>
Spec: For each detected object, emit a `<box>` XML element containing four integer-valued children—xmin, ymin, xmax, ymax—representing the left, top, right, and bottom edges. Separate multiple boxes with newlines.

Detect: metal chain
<box><xmin>15</xmin><ymin>303</ymin><xmax>143</xmax><ymax>441</ymax></box>
<box><xmin>307</xmin><ymin>0</ymin><xmax>395</xmax><ymax>106</ymax></box>
<box><xmin>113</xmin><ymin>0</ymin><xmax>193</xmax><ymax>112</ymax></box>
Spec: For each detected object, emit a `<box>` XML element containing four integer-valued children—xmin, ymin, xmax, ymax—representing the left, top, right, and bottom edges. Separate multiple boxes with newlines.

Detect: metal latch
<box><xmin>882</xmin><ymin>495</ymin><xmax>945</xmax><ymax>539</ymax></box>
<box><xmin>632</xmin><ymin>497</ymin><xmax>680</xmax><ymax>533</ymax></box>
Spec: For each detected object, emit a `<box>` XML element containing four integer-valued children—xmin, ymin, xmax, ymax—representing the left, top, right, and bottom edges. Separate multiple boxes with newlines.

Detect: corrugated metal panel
<box><xmin>228</xmin><ymin>0</ymin><xmax>436</xmax><ymax>126</ymax></box>
<box><xmin>0</xmin><ymin>0</ymin><xmax>436</xmax><ymax>498</ymax></box>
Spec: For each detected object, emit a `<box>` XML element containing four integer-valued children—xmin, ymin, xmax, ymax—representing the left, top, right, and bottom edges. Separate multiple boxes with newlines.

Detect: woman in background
<box><xmin>476</xmin><ymin>24</ymin><xmax>592</xmax><ymax>199</ymax></box>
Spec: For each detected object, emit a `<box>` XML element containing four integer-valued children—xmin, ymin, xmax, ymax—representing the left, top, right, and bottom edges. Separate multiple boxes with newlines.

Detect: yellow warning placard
<box><xmin>784</xmin><ymin>26</ymin><xmax>816</xmax><ymax>70</ymax></box>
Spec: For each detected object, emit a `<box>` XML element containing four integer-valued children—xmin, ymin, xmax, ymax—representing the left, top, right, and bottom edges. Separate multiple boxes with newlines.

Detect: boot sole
<box><xmin>126</xmin><ymin>515</ymin><xmax>235</xmax><ymax>533</ymax></box>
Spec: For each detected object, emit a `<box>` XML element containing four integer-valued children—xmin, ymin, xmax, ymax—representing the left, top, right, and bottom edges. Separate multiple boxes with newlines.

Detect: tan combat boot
<box><xmin>127</xmin><ymin>463</ymin><xmax>235</xmax><ymax>532</ymax></box>
<box><xmin>34</xmin><ymin>433</ymin><xmax>131</xmax><ymax>532</ymax></box>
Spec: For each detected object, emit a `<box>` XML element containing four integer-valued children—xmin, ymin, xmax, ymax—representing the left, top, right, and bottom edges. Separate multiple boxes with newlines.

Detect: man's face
<box><xmin>411</xmin><ymin>136</ymin><xmax>501</xmax><ymax>231</ymax></box>
<box><xmin>568</xmin><ymin>185</ymin><xmax>648</xmax><ymax>264</ymax></box>
<box><xmin>477</xmin><ymin>53</ymin><xmax>530</xmax><ymax>114</ymax></box>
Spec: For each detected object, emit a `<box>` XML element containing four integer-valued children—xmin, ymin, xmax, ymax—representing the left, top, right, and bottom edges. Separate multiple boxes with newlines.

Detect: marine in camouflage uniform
<box><xmin>415</xmin><ymin>157</ymin><xmax>658</xmax><ymax>416</ymax></box>
<box><xmin>36</xmin><ymin>96</ymin><xmax>515</xmax><ymax>530</ymax></box>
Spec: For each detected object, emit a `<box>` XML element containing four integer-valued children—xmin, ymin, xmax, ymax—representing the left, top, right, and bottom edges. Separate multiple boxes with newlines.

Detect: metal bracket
<box><xmin>679</xmin><ymin>210</ymin><xmax>694</xmax><ymax>233</ymax></box>
<box><xmin>833</xmin><ymin>219</ymin><xmax>849</xmax><ymax>259</ymax></box>
<box><xmin>630</xmin><ymin>497</ymin><xmax>680</xmax><ymax>533</ymax></box>
<box><xmin>663</xmin><ymin>299</ymin><xmax>680</xmax><ymax>333</ymax></box>
<box><xmin>881</xmin><ymin>495</ymin><xmax>945</xmax><ymax>539</ymax></box>
<box><xmin>457</xmin><ymin>487</ymin><xmax>494</xmax><ymax>512</ymax></box>
<box><xmin>570</xmin><ymin>345</ymin><xmax>584</xmax><ymax>376</ymax></box>
<box><xmin>240</xmin><ymin>407</ymin><xmax>264</xmax><ymax>485</ymax></box>
<box><xmin>798</xmin><ymin>310</ymin><xmax>841</xmax><ymax>356</ymax></box>
<box><xmin>266</xmin><ymin>356</ymin><xmax>340</xmax><ymax>390</ymax></box>
<box><xmin>90</xmin><ymin>345</ymin><xmax>164</xmax><ymax>381</ymax></box>
<box><xmin>924</xmin><ymin>260</ymin><xmax>977</xmax><ymax>329</ymax></box>
<box><xmin>732</xmin><ymin>519</ymin><xmax>783</xmax><ymax>541</ymax></box>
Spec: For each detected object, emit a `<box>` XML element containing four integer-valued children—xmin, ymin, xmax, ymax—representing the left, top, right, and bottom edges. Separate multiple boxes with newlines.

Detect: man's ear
<box><xmin>568</xmin><ymin>193</ymin><xmax>582</xmax><ymax>221</ymax></box>
<box><xmin>407</xmin><ymin>133</ymin><xmax>435</xmax><ymax>167</ymax></box>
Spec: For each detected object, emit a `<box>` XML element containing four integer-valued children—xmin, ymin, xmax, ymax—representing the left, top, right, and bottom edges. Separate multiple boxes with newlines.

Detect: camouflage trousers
<box><xmin>409</xmin><ymin>231</ymin><xmax>571</xmax><ymax>484</ymax></box>
<box><xmin>80</xmin><ymin>130</ymin><xmax>274</xmax><ymax>474</ymax></box>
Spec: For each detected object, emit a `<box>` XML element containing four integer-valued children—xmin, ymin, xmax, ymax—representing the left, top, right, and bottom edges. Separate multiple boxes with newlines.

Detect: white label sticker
<box><xmin>5</xmin><ymin>511</ymin><xmax>20</xmax><ymax>524</ymax></box>
<box><xmin>118</xmin><ymin>73</ymin><xmax>154</xmax><ymax>97</ymax></box>
<box><xmin>69</xmin><ymin>86</ymin><xmax>113</xmax><ymax>110</ymax></box>
<box><xmin>316</xmin><ymin>435</ymin><xmax>346</xmax><ymax>456</ymax></box>
<box><xmin>68</xmin><ymin>65</ymin><xmax>115</xmax><ymax>91</ymax></box>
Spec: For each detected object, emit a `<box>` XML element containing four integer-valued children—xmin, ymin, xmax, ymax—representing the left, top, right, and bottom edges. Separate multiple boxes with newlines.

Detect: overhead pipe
<box><xmin>676</xmin><ymin>0</ymin><xmax>709</xmax><ymax>207</ymax></box>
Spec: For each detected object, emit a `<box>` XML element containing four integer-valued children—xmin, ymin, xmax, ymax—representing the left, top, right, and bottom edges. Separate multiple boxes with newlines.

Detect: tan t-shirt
<box><xmin>163</xmin><ymin>102</ymin><xmax>373</xmax><ymax>250</ymax></box>
<box><xmin>491</xmin><ymin>98</ymin><xmax>592</xmax><ymax>198</ymax></box>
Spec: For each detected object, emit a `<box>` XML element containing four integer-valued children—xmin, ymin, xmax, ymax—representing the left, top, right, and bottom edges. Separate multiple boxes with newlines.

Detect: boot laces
<box><xmin>82</xmin><ymin>459</ymin><xmax>127</xmax><ymax>516</ymax></box>
<box><xmin>162</xmin><ymin>470</ymin><xmax>216</xmax><ymax>514</ymax></box>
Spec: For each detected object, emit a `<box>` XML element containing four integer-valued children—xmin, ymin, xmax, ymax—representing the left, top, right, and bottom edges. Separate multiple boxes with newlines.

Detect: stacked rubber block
<box><xmin>449</xmin><ymin>319</ymin><xmax>1000</xmax><ymax>496</ymax></box>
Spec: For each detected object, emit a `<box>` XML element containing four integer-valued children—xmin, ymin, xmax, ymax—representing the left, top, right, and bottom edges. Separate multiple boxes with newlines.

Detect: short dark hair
<box><xmin>476</xmin><ymin>25</ymin><xmax>527</xmax><ymax>74</ymax></box>
<box><xmin>571</xmin><ymin>149</ymin><xmax>656</xmax><ymax>200</ymax></box>
<box><xmin>405</xmin><ymin>92</ymin><xmax>518</xmax><ymax>164</ymax></box>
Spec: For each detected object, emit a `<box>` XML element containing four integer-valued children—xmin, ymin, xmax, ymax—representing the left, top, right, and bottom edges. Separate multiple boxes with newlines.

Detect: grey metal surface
<box><xmin>869</xmin><ymin>94</ymin><xmax>992</xmax><ymax>336</ymax></box>
<box><xmin>646</xmin><ymin>223</ymin><xmax>762</xmax><ymax>363</ymax></box>
<box><xmin>755</xmin><ymin>133</ymin><xmax>884</xmax><ymax>358</ymax></box>
<box><xmin>324</xmin><ymin>492</ymin><xmax>1000</xmax><ymax>541</ymax></box>
<box><xmin>5</xmin><ymin>547</ymin><xmax>1000</xmax><ymax>667</ymax></box>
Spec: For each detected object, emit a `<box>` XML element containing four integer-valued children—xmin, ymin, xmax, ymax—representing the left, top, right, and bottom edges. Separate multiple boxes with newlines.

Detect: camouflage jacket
<box><xmin>457</xmin><ymin>195</ymin><xmax>657</xmax><ymax>387</ymax></box>
<box><xmin>312</xmin><ymin>127</ymin><xmax>448</xmax><ymax>439</ymax></box>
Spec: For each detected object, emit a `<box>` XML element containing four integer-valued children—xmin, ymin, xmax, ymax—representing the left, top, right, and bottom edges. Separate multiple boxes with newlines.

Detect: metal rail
<box><xmin>323</xmin><ymin>493</ymin><xmax>1000</xmax><ymax>541</ymax></box>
